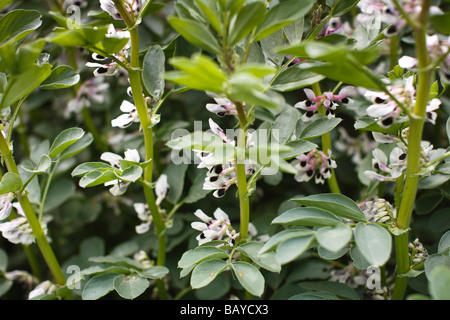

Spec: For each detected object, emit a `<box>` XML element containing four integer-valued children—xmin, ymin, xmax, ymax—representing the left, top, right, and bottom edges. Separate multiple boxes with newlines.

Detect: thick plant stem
<box><xmin>235</xmin><ymin>103</ymin><xmax>250</xmax><ymax>242</ymax></box>
<box><xmin>0</xmin><ymin>135</ymin><xmax>66</xmax><ymax>286</ymax></box>
<box><xmin>312</xmin><ymin>82</ymin><xmax>341</xmax><ymax>194</ymax></box>
<box><xmin>112</xmin><ymin>0</ymin><xmax>168</xmax><ymax>299</ymax></box>
<box><xmin>392</xmin><ymin>0</ymin><xmax>432</xmax><ymax>300</ymax></box>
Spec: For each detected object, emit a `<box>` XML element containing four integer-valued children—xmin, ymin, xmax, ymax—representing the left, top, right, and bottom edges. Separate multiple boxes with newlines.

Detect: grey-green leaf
<box><xmin>316</xmin><ymin>222</ymin><xmax>353</xmax><ymax>253</ymax></box>
<box><xmin>429</xmin><ymin>265</ymin><xmax>450</xmax><ymax>300</ymax></box>
<box><xmin>237</xmin><ymin>241</ymin><xmax>281</xmax><ymax>273</ymax></box>
<box><xmin>190</xmin><ymin>259</ymin><xmax>228</xmax><ymax>289</ymax></box>
<box><xmin>272</xmin><ymin>207</ymin><xmax>342</xmax><ymax>227</ymax></box>
<box><xmin>231</xmin><ymin>261</ymin><xmax>265</xmax><ymax>297</ymax></box>
<box><xmin>292</xmin><ymin>193</ymin><xmax>367</xmax><ymax>222</ymax></box>
<box><xmin>113</xmin><ymin>274</ymin><xmax>149</xmax><ymax>300</ymax></box>
<box><xmin>82</xmin><ymin>273</ymin><xmax>119</xmax><ymax>300</ymax></box>
<box><xmin>143</xmin><ymin>45</ymin><xmax>165</xmax><ymax>99</ymax></box>
<box><xmin>0</xmin><ymin>172</ymin><xmax>22</xmax><ymax>194</ymax></box>
<box><xmin>354</xmin><ymin>223</ymin><xmax>392</xmax><ymax>266</ymax></box>
<box><xmin>178</xmin><ymin>246</ymin><xmax>229</xmax><ymax>269</ymax></box>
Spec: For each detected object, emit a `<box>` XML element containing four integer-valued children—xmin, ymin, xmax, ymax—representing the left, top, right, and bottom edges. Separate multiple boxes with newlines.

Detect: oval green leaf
<box><xmin>113</xmin><ymin>274</ymin><xmax>149</xmax><ymax>300</ymax></box>
<box><xmin>82</xmin><ymin>273</ymin><xmax>119</xmax><ymax>300</ymax></box>
<box><xmin>292</xmin><ymin>193</ymin><xmax>367</xmax><ymax>222</ymax></box>
<box><xmin>272</xmin><ymin>207</ymin><xmax>342</xmax><ymax>227</ymax></box>
<box><xmin>354</xmin><ymin>222</ymin><xmax>392</xmax><ymax>266</ymax></box>
<box><xmin>316</xmin><ymin>222</ymin><xmax>353</xmax><ymax>253</ymax></box>
<box><xmin>231</xmin><ymin>261</ymin><xmax>265</xmax><ymax>297</ymax></box>
<box><xmin>190</xmin><ymin>259</ymin><xmax>228</xmax><ymax>289</ymax></box>
<box><xmin>49</xmin><ymin>127</ymin><xmax>85</xmax><ymax>159</ymax></box>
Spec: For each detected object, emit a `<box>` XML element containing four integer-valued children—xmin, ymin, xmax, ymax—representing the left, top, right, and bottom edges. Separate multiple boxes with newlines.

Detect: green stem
<box><xmin>0</xmin><ymin>135</ymin><xmax>66</xmax><ymax>286</ymax></box>
<box><xmin>392</xmin><ymin>0</ymin><xmax>432</xmax><ymax>300</ymax></box>
<box><xmin>235</xmin><ymin>102</ymin><xmax>250</xmax><ymax>243</ymax></box>
<box><xmin>311</xmin><ymin>82</ymin><xmax>341</xmax><ymax>194</ymax></box>
<box><xmin>112</xmin><ymin>0</ymin><xmax>167</xmax><ymax>299</ymax></box>
<box><xmin>38</xmin><ymin>160</ymin><xmax>59</xmax><ymax>222</ymax></box>
<box><xmin>389</xmin><ymin>35</ymin><xmax>399</xmax><ymax>70</ymax></box>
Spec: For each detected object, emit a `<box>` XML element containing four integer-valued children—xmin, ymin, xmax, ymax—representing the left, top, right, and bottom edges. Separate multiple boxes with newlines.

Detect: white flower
<box><xmin>99</xmin><ymin>0</ymin><xmax>122</xmax><ymax>20</ymax></box>
<box><xmin>191</xmin><ymin>208</ymin><xmax>233</xmax><ymax>245</ymax></box>
<box><xmin>28</xmin><ymin>280</ymin><xmax>57</xmax><ymax>300</ymax></box>
<box><xmin>111</xmin><ymin>100</ymin><xmax>140</xmax><ymax>128</ymax></box>
<box><xmin>100</xmin><ymin>149</ymin><xmax>141</xmax><ymax>196</ymax></box>
<box><xmin>155</xmin><ymin>174</ymin><xmax>169</xmax><ymax>206</ymax></box>
<box><xmin>133</xmin><ymin>203</ymin><xmax>152</xmax><ymax>234</ymax></box>
<box><xmin>205</xmin><ymin>96</ymin><xmax>238</xmax><ymax>116</ymax></box>
<box><xmin>0</xmin><ymin>203</ymin><xmax>52</xmax><ymax>245</ymax></box>
<box><xmin>0</xmin><ymin>193</ymin><xmax>14</xmax><ymax>220</ymax></box>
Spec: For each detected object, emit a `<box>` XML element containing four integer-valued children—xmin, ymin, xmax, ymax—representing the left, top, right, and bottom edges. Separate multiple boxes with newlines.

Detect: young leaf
<box><xmin>299</xmin><ymin>117</ymin><xmax>342</xmax><ymax>140</ymax></box>
<box><xmin>48</xmin><ymin>127</ymin><xmax>85</xmax><ymax>159</ymax></box>
<box><xmin>228</xmin><ymin>1</ymin><xmax>266</xmax><ymax>45</ymax></box>
<box><xmin>254</xmin><ymin>0</ymin><xmax>315</xmax><ymax>41</ymax></box>
<box><xmin>0</xmin><ymin>9</ymin><xmax>42</xmax><ymax>47</ymax></box>
<box><xmin>231</xmin><ymin>261</ymin><xmax>265</xmax><ymax>297</ymax></box>
<box><xmin>40</xmin><ymin>65</ymin><xmax>80</xmax><ymax>90</ymax></box>
<box><xmin>59</xmin><ymin>132</ymin><xmax>94</xmax><ymax>161</ymax></box>
<box><xmin>0</xmin><ymin>172</ymin><xmax>22</xmax><ymax>194</ymax></box>
<box><xmin>292</xmin><ymin>193</ymin><xmax>367</xmax><ymax>222</ymax></box>
<box><xmin>79</xmin><ymin>169</ymin><xmax>117</xmax><ymax>188</ymax></box>
<box><xmin>271</xmin><ymin>64</ymin><xmax>325</xmax><ymax>92</ymax></box>
<box><xmin>167</xmin><ymin>17</ymin><xmax>221</xmax><ymax>54</ymax></box>
<box><xmin>72</xmin><ymin>162</ymin><xmax>112</xmax><ymax>177</ymax></box>
<box><xmin>166</xmin><ymin>54</ymin><xmax>227</xmax><ymax>93</ymax></box>
<box><xmin>116</xmin><ymin>165</ymin><xmax>142</xmax><ymax>182</ymax></box>
<box><xmin>1</xmin><ymin>63</ymin><xmax>52</xmax><ymax>109</ymax></box>
<box><xmin>21</xmin><ymin>154</ymin><xmax>51</xmax><ymax>174</ymax></box>
<box><xmin>142</xmin><ymin>45</ymin><xmax>165</xmax><ymax>99</ymax></box>
<box><xmin>354</xmin><ymin>222</ymin><xmax>392</xmax><ymax>266</ymax></box>
<box><xmin>190</xmin><ymin>259</ymin><xmax>228</xmax><ymax>289</ymax></box>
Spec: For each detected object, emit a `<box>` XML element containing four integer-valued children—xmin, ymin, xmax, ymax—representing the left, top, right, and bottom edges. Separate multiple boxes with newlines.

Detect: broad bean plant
<box><xmin>0</xmin><ymin>0</ymin><xmax>449</xmax><ymax>301</ymax></box>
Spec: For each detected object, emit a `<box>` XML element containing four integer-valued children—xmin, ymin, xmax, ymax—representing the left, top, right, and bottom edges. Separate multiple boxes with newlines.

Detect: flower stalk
<box><xmin>392</xmin><ymin>0</ymin><xmax>433</xmax><ymax>300</ymax></box>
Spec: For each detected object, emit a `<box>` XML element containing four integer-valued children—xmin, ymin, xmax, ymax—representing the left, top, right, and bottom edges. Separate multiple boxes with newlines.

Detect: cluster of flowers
<box><xmin>195</xmin><ymin>118</ymin><xmax>256</xmax><ymax>198</ymax></box>
<box><xmin>0</xmin><ymin>198</ymin><xmax>51</xmax><ymax>245</ymax></box>
<box><xmin>191</xmin><ymin>208</ymin><xmax>239</xmax><ymax>246</ymax></box>
<box><xmin>291</xmin><ymin>148</ymin><xmax>337</xmax><ymax>185</ymax></box>
<box><xmin>294</xmin><ymin>87</ymin><xmax>354</xmax><ymax>122</ymax></box>
<box><xmin>190</xmin><ymin>208</ymin><xmax>259</xmax><ymax>246</ymax></box>
<box><xmin>365</xmin><ymin>128</ymin><xmax>434</xmax><ymax>182</ymax></box>
<box><xmin>132</xmin><ymin>174</ymin><xmax>169</xmax><ymax>234</ymax></box>
<box><xmin>399</xmin><ymin>34</ymin><xmax>450</xmax><ymax>83</ymax></box>
<box><xmin>360</xmin><ymin>198</ymin><xmax>397</xmax><ymax>223</ymax></box>
<box><xmin>364</xmin><ymin>76</ymin><xmax>441</xmax><ymax>128</ymax></box>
